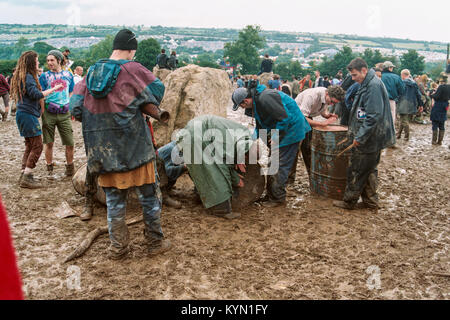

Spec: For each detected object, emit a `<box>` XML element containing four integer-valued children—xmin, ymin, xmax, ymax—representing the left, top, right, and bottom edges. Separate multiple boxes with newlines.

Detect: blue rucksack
<box><xmin>86</xmin><ymin>59</ymin><xmax>127</xmax><ymax>99</ymax></box>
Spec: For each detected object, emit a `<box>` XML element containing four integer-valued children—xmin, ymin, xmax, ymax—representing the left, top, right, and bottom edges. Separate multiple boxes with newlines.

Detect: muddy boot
<box><xmin>80</xmin><ymin>194</ymin><xmax>94</xmax><ymax>221</ymax></box>
<box><xmin>107</xmin><ymin>246</ymin><xmax>130</xmax><ymax>260</ymax></box>
<box><xmin>437</xmin><ymin>130</ymin><xmax>445</xmax><ymax>145</ymax></box>
<box><xmin>432</xmin><ymin>130</ymin><xmax>438</xmax><ymax>145</ymax></box>
<box><xmin>162</xmin><ymin>193</ymin><xmax>182</xmax><ymax>209</ymax></box>
<box><xmin>209</xmin><ymin>199</ymin><xmax>231</xmax><ymax>216</ymax></box>
<box><xmin>47</xmin><ymin>163</ymin><xmax>54</xmax><ymax>175</ymax></box>
<box><xmin>147</xmin><ymin>239</ymin><xmax>172</xmax><ymax>256</ymax></box>
<box><xmin>333</xmin><ymin>200</ymin><xmax>355</xmax><ymax>210</ymax></box>
<box><xmin>65</xmin><ymin>163</ymin><xmax>75</xmax><ymax>177</ymax></box>
<box><xmin>2</xmin><ymin>112</ymin><xmax>7</xmax><ymax>122</ymax></box>
<box><xmin>263</xmin><ymin>199</ymin><xmax>286</xmax><ymax>208</ymax></box>
<box><xmin>20</xmin><ymin>173</ymin><xmax>43</xmax><ymax>189</ymax></box>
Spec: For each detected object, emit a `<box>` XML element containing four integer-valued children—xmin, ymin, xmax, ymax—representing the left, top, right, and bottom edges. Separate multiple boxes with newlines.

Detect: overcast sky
<box><xmin>1</xmin><ymin>0</ymin><xmax>449</xmax><ymax>43</ymax></box>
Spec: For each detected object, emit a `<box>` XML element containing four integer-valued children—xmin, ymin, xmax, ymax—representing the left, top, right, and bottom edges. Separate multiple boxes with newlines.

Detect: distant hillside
<box><xmin>0</xmin><ymin>24</ymin><xmax>447</xmax><ymax>53</ymax></box>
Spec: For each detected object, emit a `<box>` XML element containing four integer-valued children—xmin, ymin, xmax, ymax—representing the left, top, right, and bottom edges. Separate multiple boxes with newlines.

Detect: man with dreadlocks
<box><xmin>10</xmin><ymin>51</ymin><xmax>64</xmax><ymax>188</ymax></box>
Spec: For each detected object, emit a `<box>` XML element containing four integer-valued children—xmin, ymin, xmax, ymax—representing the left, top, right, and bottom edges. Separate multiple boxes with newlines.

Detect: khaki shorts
<box><xmin>42</xmin><ymin>109</ymin><xmax>74</xmax><ymax>146</ymax></box>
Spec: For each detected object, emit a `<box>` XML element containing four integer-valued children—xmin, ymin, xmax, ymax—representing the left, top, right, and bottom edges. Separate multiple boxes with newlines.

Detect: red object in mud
<box><xmin>0</xmin><ymin>194</ymin><xmax>24</xmax><ymax>300</ymax></box>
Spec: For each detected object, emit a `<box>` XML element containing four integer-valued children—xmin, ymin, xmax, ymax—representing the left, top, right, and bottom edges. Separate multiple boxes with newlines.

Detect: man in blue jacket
<box><xmin>334</xmin><ymin>58</ymin><xmax>395</xmax><ymax>211</ymax></box>
<box><xmin>231</xmin><ymin>82</ymin><xmax>311</xmax><ymax>207</ymax></box>
<box><xmin>381</xmin><ymin>61</ymin><xmax>405</xmax><ymax>128</ymax></box>
<box><xmin>397</xmin><ymin>69</ymin><xmax>423</xmax><ymax>141</ymax></box>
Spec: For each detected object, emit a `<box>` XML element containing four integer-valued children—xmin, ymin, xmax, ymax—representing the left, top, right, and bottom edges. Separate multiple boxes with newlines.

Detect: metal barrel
<box><xmin>231</xmin><ymin>163</ymin><xmax>266</xmax><ymax>211</ymax></box>
<box><xmin>72</xmin><ymin>163</ymin><xmax>106</xmax><ymax>205</ymax></box>
<box><xmin>310</xmin><ymin>125</ymin><xmax>351</xmax><ymax>200</ymax></box>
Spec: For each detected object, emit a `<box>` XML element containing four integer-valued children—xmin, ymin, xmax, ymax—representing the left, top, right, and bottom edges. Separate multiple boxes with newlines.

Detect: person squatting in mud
<box><xmin>70</xmin><ymin>29</ymin><xmax>171</xmax><ymax>260</ymax></box>
<box><xmin>10</xmin><ymin>51</ymin><xmax>64</xmax><ymax>189</ymax></box>
<box><xmin>333</xmin><ymin>58</ymin><xmax>396</xmax><ymax>211</ymax></box>
<box><xmin>174</xmin><ymin>115</ymin><xmax>257</xmax><ymax>219</ymax></box>
<box><xmin>231</xmin><ymin>79</ymin><xmax>311</xmax><ymax>208</ymax></box>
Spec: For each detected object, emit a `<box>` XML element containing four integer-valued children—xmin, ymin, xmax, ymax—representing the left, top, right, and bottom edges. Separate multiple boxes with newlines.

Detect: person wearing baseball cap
<box><xmin>231</xmin><ymin>79</ymin><xmax>311</xmax><ymax>208</ymax></box>
<box><xmin>381</xmin><ymin>60</ymin><xmax>405</xmax><ymax>134</ymax></box>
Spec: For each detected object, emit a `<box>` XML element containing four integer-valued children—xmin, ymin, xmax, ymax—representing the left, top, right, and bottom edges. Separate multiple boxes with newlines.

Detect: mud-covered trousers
<box><xmin>342</xmin><ymin>149</ymin><xmax>381</xmax><ymax>207</ymax></box>
<box><xmin>267</xmin><ymin>142</ymin><xmax>301</xmax><ymax>202</ymax></box>
<box><xmin>85</xmin><ymin>166</ymin><xmax>97</xmax><ymax>198</ymax></box>
<box><xmin>157</xmin><ymin>142</ymin><xmax>185</xmax><ymax>189</ymax></box>
<box><xmin>103</xmin><ymin>184</ymin><xmax>164</xmax><ymax>251</ymax></box>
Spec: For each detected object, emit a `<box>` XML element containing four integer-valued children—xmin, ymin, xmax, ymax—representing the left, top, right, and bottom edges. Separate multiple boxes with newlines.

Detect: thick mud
<box><xmin>0</xmin><ymin>104</ymin><xmax>449</xmax><ymax>300</ymax></box>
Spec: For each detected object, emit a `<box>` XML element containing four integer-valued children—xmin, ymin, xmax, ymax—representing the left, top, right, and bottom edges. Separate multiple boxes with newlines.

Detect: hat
<box><xmin>232</xmin><ymin>88</ymin><xmax>248</xmax><ymax>111</ymax></box>
<box><xmin>383</xmin><ymin>61</ymin><xmax>396</xmax><ymax>69</ymax></box>
<box><xmin>47</xmin><ymin>50</ymin><xmax>64</xmax><ymax>63</ymax></box>
<box><xmin>113</xmin><ymin>29</ymin><xmax>138</xmax><ymax>51</ymax></box>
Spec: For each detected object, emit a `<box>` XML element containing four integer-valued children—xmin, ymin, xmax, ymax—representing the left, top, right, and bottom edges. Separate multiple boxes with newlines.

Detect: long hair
<box><xmin>10</xmin><ymin>51</ymin><xmax>41</xmax><ymax>102</ymax></box>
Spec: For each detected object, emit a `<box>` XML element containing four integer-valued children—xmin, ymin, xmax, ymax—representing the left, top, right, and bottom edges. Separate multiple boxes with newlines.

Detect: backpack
<box><xmin>86</xmin><ymin>59</ymin><xmax>126</xmax><ymax>99</ymax></box>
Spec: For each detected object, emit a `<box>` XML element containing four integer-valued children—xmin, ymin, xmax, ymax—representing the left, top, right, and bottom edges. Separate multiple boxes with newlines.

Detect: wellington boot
<box><xmin>432</xmin><ymin>130</ymin><xmax>438</xmax><ymax>145</ymax></box>
<box><xmin>437</xmin><ymin>130</ymin><xmax>445</xmax><ymax>145</ymax></box>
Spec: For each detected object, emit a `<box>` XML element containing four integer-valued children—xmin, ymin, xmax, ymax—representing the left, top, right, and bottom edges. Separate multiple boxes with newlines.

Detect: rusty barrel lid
<box><xmin>313</xmin><ymin>124</ymin><xmax>348</xmax><ymax>132</ymax></box>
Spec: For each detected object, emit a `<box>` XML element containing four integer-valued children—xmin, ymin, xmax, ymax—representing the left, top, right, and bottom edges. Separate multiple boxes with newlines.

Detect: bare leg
<box><xmin>45</xmin><ymin>142</ymin><xmax>54</xmax><ymax>165</ymax></box>
<box><xmin>65</xmin><ymin>145</ymin><xmax>74</xmax><ymax>165</ymax></box>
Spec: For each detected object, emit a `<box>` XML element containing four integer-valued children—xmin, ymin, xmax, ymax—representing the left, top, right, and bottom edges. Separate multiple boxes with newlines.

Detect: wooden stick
<box><xmin>431</xmin><ymin>273</ymin><xmax>450</xmax><ymax>278</ymax></box>
<box><xmin>63</xmin><ymin>217</ymin><xmax>143</xmax><ymax>263</ymax></box>
<box><xmin>337</xmin><ymin>144</ymin><xmax>355</xmax><ymax>158</ymax></box>
<box><xmin>337</xmin><ymin>138</ymin><xmax>348</xmax><ymax>146</ymax></box>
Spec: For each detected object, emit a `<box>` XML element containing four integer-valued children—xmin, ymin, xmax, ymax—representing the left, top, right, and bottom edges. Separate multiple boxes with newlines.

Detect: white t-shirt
<box><xmin>73</xmin><ymin>74</ymin><xmax>83</xmax><ymax>85</ymax></box>
<box><xmin>295</xmin><ymin>87</ymin><xmax>328</xmax><ymax>118</ymax></box>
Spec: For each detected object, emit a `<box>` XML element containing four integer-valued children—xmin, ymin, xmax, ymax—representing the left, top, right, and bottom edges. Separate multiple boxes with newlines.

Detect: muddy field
<box><xmin>0</xmin><ymin>104</ymin><xmax>449</xmax><ymax>300</ymax></box>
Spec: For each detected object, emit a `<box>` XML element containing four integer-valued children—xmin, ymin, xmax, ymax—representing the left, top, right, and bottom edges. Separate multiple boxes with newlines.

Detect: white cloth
<box><xmin>295</xmin><ymin>87</ymin><xmax>327</xmax><ymax>118</ymax></box>
<box><xmin>73</xmin><ymin>74</ymin><xmax>83</xmax><ymax>85</ymax></box>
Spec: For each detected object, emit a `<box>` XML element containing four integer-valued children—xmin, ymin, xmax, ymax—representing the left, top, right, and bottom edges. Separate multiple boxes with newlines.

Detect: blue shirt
<box><xmin>39</xmin><ymin>70</ymin><xmax>74</xmax><ymax>106</ymax></box>
<box><xmin>251</xmin><ymin>85</ymin><xmax>311</xmax><ymax>148</ymax></box>
<box><xmin>16</xmin><ymin>73</ymin><xmax>44</xmax><ymax>118</ymax></box>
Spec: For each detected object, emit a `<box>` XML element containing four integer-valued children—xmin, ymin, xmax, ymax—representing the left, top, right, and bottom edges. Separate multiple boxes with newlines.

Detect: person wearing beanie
<box><xmin>70</xmin><ymin>29</ymin><xmax>172</xmax><ymax>259</ymax></box>
<box><xmin>39</xmin><ymin>49</ymin><xmax>75</xmax><ymax>179</ymax></box>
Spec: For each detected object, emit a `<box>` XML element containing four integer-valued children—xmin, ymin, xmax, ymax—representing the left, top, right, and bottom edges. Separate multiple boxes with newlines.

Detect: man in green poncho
<box><xmin>176</xmin><ymin>115</ymin><xmax>256</xmax><ymax>219</ymax></box>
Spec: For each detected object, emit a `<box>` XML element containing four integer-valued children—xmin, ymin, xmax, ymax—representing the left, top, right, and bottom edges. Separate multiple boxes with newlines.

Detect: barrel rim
<box><xmin>313</xmin><ymin>125</ymin><xmax>348</xmax><ymax>132</ymax></box>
